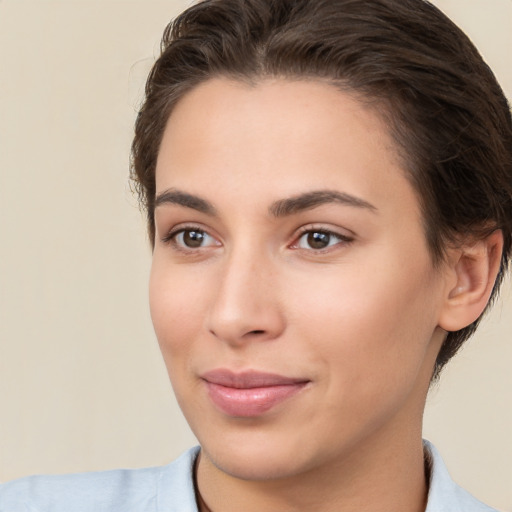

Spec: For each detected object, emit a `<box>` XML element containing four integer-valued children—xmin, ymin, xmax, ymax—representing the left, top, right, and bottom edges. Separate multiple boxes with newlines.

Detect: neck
<box><xmin>196</xmin><ymin>425</ymin><xmax>428</xmax><ymax>512</ymax></box>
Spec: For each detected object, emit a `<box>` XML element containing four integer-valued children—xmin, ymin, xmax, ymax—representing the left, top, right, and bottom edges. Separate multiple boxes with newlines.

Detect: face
<box><xmin>150</xmin><ymin>78</ymin><xmax>449</xmax><ymax>481</ymax></box>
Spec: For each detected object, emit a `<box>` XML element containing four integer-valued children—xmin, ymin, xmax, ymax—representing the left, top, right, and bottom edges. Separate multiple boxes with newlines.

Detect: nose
<box><xmin>206</xmin><ymin>249</ymin><xmax>286</xmax><ymax>347</ymax></box>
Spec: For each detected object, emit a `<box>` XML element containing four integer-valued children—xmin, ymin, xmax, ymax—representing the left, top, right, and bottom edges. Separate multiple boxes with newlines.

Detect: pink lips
<box><xmin>201</xmin><ymin>369</ymin><xmax>309</xmax><ymax>417</ymax></box>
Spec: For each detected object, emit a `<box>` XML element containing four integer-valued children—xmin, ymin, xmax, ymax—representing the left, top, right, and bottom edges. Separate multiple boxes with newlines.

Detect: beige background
<box><xmin>0</xmin><ymin>0</ymin><xmax>510</xmax><ymax>510</ymax></box>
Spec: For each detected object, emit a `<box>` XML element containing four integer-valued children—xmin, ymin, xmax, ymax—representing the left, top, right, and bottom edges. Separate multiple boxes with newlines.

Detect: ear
<box><xmin>438</xmin><ymin>230</ymin><xmax>503</xmax><ymax>332</ymax></box>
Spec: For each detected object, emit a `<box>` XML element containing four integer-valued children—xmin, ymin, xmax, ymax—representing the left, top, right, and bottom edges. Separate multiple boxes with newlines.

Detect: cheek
<box><xmin>288</xmin><ymin>254</ymin><xmax>441</xmax><ymax>387</ymax></box>
<box><xmin>149</xmin><ymin>260</ymin><xmax>208</xmax><ymax>364</ymax></box>
<box><xmin>290</xmin><ymin>267</ymin><xmax>440</xmax><ymax>442</ymax></box>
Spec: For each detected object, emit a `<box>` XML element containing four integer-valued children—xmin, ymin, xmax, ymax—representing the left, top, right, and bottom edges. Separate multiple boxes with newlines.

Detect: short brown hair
<box><xmin>131</xmin><ymin>0</ymin><xmax>512</xmax><ymax>378</ymax></box>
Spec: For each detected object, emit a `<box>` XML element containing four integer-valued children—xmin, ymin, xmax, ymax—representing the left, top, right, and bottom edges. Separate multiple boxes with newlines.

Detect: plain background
<box><xmin>0</xmin><ymin>0</ymin><xmax>510</xmax><ymax>510</ymax></box>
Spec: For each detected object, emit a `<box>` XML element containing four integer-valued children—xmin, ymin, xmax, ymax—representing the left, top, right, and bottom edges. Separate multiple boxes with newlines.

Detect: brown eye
<box><xmin>170</xmin><ymin>228</ymin><xmax>219</xmax><ymax>249</ymax></box>
<box><xmin>295</xmin><ymin>229</ymin><xmax>352</xmax><ymax>251</ymax></box>
<box><xmin>307</xmin><ymin>231</ymin><xmax>331</xmax><ymax>249</ymax></box>
<box><xmin>181</xmin><ymin>229</ymin><xmax>206</xmax><ymax>248</ymax></box>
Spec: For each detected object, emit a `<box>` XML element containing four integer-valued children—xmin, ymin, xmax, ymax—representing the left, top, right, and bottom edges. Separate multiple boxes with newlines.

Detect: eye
<box><xmin>294</xmin><ymin>229</ymin><xmax>352</xmax><ymax>250</ymax></box>
<box><xmin>164</xmin><ymin>227</ymin><xmax>220</xmax><ymax>250</ymax></box>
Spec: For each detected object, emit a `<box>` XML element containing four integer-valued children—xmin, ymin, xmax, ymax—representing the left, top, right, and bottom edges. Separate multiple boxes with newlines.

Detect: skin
<box><xmin>149</xmin><ymin>78</ymin><xmax>500</xmax><ymax>511</ymax></box>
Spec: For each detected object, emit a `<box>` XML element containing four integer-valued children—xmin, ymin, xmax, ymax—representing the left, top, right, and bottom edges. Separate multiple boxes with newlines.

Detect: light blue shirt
<box><xmin>0</xmin><ymin>441</ymin><xmax>498</xmax><ymax>511</ymax></box>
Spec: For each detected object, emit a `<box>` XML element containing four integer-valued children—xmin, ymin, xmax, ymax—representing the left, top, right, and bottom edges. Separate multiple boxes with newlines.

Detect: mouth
<box><xmin>200</xmin><ymin>369</ymin><xmax>310</xmax><ymax>418</ymax></box>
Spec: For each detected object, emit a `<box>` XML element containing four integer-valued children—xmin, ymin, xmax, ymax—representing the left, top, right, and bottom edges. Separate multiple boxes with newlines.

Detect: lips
<box><xmin>201</xmin><ymin>369</ymin><xmax>309</xmax><ymax>417</ymax></box>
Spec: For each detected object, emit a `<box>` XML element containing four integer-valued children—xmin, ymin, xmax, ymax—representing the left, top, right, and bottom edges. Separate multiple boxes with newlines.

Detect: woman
<box><xmin>2</xmin><ymin>0</ymin><xmax>511</xmax><ymax>510</ymax></box>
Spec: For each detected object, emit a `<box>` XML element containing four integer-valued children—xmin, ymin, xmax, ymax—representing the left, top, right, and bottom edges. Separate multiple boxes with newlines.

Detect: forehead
<box><xmin>160</xmin><ymin>78</ymin><xmax>397</xmax><ymax>156</ymax></box>
<box><xmin>155</xmin><ymin>78</ymin><xmax>420</xmax><ymax>224</ymax></box>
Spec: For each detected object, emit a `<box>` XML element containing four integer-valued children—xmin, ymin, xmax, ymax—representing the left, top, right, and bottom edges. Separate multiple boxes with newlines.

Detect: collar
<box><xmin>423</xmin><ymin>440</ymin><xmax>497</xmax><ymax>511</ymax></box>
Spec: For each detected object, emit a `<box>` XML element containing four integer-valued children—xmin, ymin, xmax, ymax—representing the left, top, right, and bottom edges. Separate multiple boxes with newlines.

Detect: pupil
<box><xmin>184</xmin><ymin>230</ymin><xmax>204</xmax><ymax>248</ymax></box>
<box><xmin>307</xmin><ymin>231</ymin><xmax>330</xmax><ymax>249</ymax></box>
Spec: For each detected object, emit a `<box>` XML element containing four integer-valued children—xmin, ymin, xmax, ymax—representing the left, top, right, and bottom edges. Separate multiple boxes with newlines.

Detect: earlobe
<box><xmin>438</xmin><ymin>230</ymin><xmax>503</xmax><ymax>332</ymax></box>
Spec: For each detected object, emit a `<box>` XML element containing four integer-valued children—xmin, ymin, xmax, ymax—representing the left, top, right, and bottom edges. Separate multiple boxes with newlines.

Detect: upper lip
<box><xmin>201</xmin><ymin>369</ymin><xmax>309</xmax><ymax>389</ymax></box>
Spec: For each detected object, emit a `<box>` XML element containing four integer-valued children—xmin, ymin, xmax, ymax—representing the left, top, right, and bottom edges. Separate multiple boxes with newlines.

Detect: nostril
<box><xmin>248</xmin><ymin>330</ymin><xmax>265</xmax><ymax>335</ymax></box>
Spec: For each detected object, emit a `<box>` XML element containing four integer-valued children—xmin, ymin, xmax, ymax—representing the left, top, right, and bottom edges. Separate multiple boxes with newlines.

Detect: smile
<box><xmin>201</xmin><ymin>370</ymin><xmax>310</xmax><ymax>417</ymax></box>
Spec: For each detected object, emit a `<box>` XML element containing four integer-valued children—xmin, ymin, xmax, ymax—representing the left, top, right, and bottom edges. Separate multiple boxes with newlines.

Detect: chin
<box><xmin>197</xmin><ymin>427</ymin><xmax>328</xmax><ymax>482</ymax></box>
<box><xmin>206</xmin><ymin>445</ymin><xmax>303</xmax><ymax>481</ymax></box>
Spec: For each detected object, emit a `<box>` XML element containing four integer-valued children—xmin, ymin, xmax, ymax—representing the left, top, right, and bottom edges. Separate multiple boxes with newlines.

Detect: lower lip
<box><xmin>205</xmin><ymin>381</ymin><xmax>308</xmax><ymax>417</ymax></box>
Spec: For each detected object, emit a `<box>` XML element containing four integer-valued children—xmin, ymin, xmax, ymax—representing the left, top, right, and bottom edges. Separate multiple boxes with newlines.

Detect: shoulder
<box><xmin>0</xmin><ymin>446</ymin><xmax>200</xmax><ymax>512</ymax></box>
<box><xmin>424</xmin><ymin>440</ymin><xmax>499</xmax><ymax>512</ymax></box>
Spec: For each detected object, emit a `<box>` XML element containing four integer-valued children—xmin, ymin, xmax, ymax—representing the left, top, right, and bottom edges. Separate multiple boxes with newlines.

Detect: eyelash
<box><xmin>291</xmin><ymin>226</ymin><xmax>354</xmax><ymax>252</ymax></box>
<box><xmin>160</xmin><ymin>225</ymin><xmax>354</xmax><ymax>253</ymax></box>
<box><xmin>161</xmin><ymin>225</ymin><xmax>218</xmax><ymax>253</ymax></box>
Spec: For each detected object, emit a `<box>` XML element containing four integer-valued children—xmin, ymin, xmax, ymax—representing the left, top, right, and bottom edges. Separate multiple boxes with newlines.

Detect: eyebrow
<box><xmin>154</xmin><ymin>189</ymin><xmax>217</xmax><ymax>216</ymax></box>
<box><xmin>269</xmin><ymin>190</ymin><xmax>377</xmax><ymax>217</ymax></box>
<box><xmin>153</xmin><ymin>188</ymin><xmax>377</xmax><ymax>217</ymax></box>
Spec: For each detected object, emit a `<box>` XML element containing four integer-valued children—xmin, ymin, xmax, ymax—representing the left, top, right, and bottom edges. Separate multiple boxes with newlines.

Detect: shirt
<box><xmin>0</xmin><ymin>441</ymin><xmax>498</xmax><ymax>511</ymax></box>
